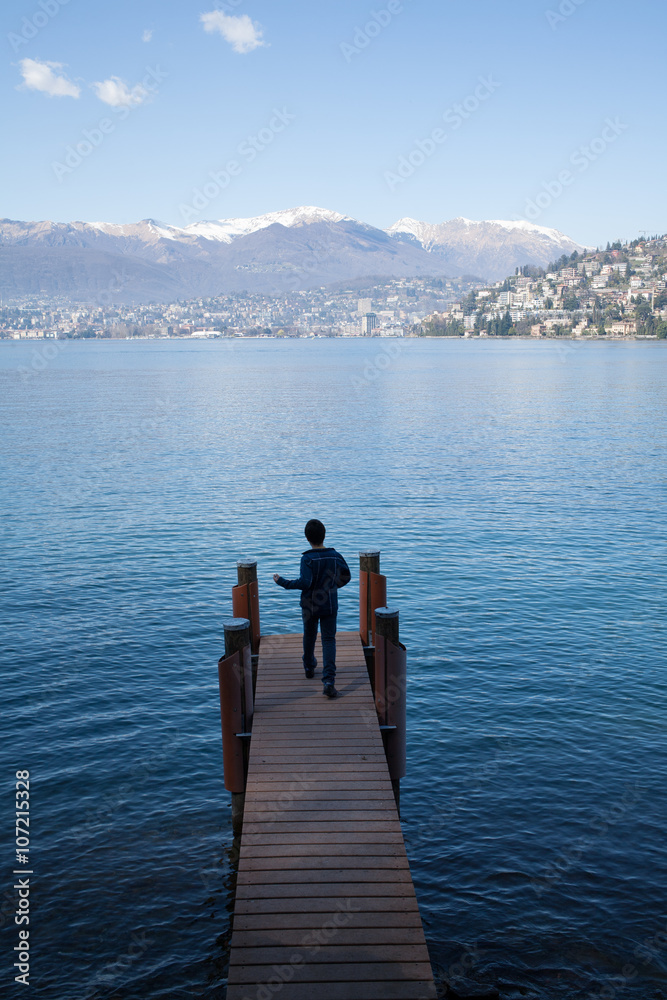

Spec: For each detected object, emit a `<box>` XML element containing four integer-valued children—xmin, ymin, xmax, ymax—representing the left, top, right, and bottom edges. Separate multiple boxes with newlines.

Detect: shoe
<box><xmin>323</xmin><ymin>684</ymin><xmax>338</xmax><ymax>699</ymax></box>
<box><xmin>304</xmin><ymin>657</ymin><xmax>316</xmax><ymax>678</ymax></box>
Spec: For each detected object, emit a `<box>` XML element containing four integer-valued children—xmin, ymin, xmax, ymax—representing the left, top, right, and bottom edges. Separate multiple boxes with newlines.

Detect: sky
<box><xmin>1</xmin><ymin>0</ymin><xmax>666</xmax><ymax>247</ymax></box>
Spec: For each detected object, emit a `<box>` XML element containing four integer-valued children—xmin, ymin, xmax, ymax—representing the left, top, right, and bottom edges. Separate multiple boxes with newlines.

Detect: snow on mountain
<box><xmin>0</xmin><ymin>207</ymin><xmax>590</xmax><ymax>301</ymax></box>
<box><xmin>388</xmin><ymin>215</ymin><xmax>583</xmax><ymax>251</ymax></box>
<box><xmin>67</xmin><ymin>209</ymin><xmax>352</xmax><ymax>245</ymax></box>
<box><xmin>172</xmin><ymin>206</ymin><xmax>352</xmax><ymax>244</ymax></box>
<box><xmin>387</xmin><ymin>215</ymin><xmax>587</xmax><ymax>277</ymax></box>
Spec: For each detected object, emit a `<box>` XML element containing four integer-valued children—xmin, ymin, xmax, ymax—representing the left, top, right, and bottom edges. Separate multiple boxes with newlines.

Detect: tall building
<box><xmin>362</xmin><ymin>313</ymin><xmax>378</xmax><ymax>336</ymax></box>
<box><xmin>358</xmin><ymin>298</ymin><xmax>373</xmax><ymax>315</ymax></box>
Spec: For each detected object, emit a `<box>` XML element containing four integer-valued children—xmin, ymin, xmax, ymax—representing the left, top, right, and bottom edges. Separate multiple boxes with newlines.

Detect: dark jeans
<box><xmin>302</xmin><ymin>609</ymin><xmax>337</xmax><ymax>686</ymax></box>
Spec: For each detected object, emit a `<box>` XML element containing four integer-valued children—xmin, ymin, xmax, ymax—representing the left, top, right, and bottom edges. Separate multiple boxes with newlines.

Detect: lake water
<box><xmin>1</xmin><ymin>337</ymin><xmax>666</xmax><ymax>1000</ymax></box>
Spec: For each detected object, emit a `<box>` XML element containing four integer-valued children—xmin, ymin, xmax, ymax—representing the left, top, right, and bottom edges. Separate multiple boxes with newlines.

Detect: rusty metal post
<box><xmin>233</xmin><ymin>559</ymin><xmax>261</xmax><ymax>692</ymax></box>
<box><xmin>359</xmin><ymin>551</ymin><xmax>386</xmax><ymax>692</ymax></box>
<box><xmin>219</xmin><ymin>618</ymin><xmax>254</xmax><ymax>837</ymax></box>
<box><xmin>375</xmin><ymin>608</ymin><xmax>406</xmax><ymax>815</ymax></box>
<box><xmin>360</xmin><ymin>551</ymin><xmax>379</xmax><ymax>688</ymax></box>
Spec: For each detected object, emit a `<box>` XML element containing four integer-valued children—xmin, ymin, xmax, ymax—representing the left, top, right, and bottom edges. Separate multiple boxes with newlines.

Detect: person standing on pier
<box><xmin>273</xmin><ymin>520</ymin><xmax>351</xmax><ymax>699</ymax></box>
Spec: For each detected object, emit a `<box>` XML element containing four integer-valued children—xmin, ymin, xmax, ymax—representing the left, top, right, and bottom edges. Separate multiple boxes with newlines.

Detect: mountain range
<box><xmin>0</xmin><ymin>207</ymin><xmax>586</xmax><ymax>303</ymax></box>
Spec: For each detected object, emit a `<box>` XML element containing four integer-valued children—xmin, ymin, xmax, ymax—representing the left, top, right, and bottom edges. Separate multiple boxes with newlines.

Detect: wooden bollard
<box><xmin>236</xmin><ymin>560</ymin><xmax>257</xmax><ymax>588</ymax></box>
<box><xmin>375</xmin><ymin>608</ymin><xmax>406</xmax><ymax>815</ymax></box>
<box><xmin>359</xmin><ymin>550</ymin><xmax>387</xmax><ymax>652</ymax></box>
<box><xmin>219</xmin><ymin>618</ymin><xmax>254</xmax><ymax>837</ymax></box>
<box><xmin>360</xmin><ymin>550</ymin><xmax>380</xmax><ymax>576</ymax></box>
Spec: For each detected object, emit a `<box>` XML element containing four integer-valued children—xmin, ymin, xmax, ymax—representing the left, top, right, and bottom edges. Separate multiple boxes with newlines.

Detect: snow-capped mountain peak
<box><xmin>72</xmin><ymin>208</ymin><xmax>353</xmax><ymax>245</ymax></box>
<box><xmin>389</xmin><ymin>215</ymin><xmax>588</xmax><ymax>252</ymax></box>
<box><xmin>176</xmin><ymin>206</ymin><xmax>352</xmax><ymax>244</ymax></box>
<box><xmin>0</xmin><ymin>208</ymin><xmax>589</xmax><ymax>302</ymax></box>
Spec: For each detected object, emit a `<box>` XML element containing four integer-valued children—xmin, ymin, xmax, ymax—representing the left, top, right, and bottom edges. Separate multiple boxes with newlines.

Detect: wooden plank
<box><xmin>234</xmin><ymin>910</ymin><xmax>423</xmax><ymax>944</ymax></box>
<box><xmin>231</xmin><ymin>927</ymin><xmax>429</xmax><ymax>945</ymax></box>
<box><xmin>240</xmin><ymin>831</ymin><xmax>405</xmax><ymax>846</ymax></box>
<box><xmin>226</xmin><ymin>983</ymin><xmax>437</xmax><ymax>1000</ymax></box>
<box><xmin>246</xmin><ymin>781</ymin><xmax>392</xmax><ymax>791</ymax></box>
<box><xmin>243</xmin><ymin>802</ymin><xmax>397</xmax><ymax>815</ymax></box>
<box><xmin>239</xmin><ymin>857</ymin><xmax>408</xmax><ymax>872</ymax></box>
<box><xmin>246</xmin><ymin>782</ymin><xmax>389</xmax><ymax>790</ymax></box>
<box><xmin>246</xmin><ymin>768</ymin><xmax>389</xmax><ymax>776</ymax></box>
<box><xmin>246</xmin><ymin>789</ymin><xmax>395</xmax><ymax>800</ymax></box>
<box><xmin>228</xmin><ymin>962</ymin><xmax>435</xmax><ymax>983</ymax></box>
<box><xmin>251</xmin><ymin>736</ymin><xmax>381</xmax><ymax>743</ymax></box>
<box><xmin>252</xmin><ymin>782</ymin><xmax>396</xmax><ymax>800</ymax></box>
<box><xmin>230</xmin><ymin>944</ymin><xmax>432</xmax><ymax>965</ymax></box>
<box><xmin>237</xmin><ymin>869</ymin><xmax>413</xmax><ymax>885</ymax></box>
<box><xmin>235</xmin><ymin>883</ymin><xmax>416</xmax><ymax>899</ymax></box>
<box><xmin>236</xmin><ymin>896</ymin><xmax>422</xmax><ymax>915</ymax></box>
<box><xmin>241</xmin><ymin>843</ymin><xmax>406</xmax><ymax>858</ymax></box>
<box><xmin>243</xmin><ymin>799</ymin><xmax>396</xmax><ymax>824</ymax></box>
<box><xmin>241</xmin><ymin>821</ymin><xmax>403</xmax><ymax>833</ymax></box>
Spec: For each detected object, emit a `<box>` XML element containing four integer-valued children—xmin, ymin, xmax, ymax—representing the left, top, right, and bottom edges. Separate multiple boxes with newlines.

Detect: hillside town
<box><xmin>0</xmin><ymin>276</ymin><xmax>475</xmax><ymax>340</ymax></box>
<box><xmin>421</xmin><ymin>235</ymin><xmax>667</xmax><ymax>339</ymax></box>
<box><xmin>2</xmin><ymin>236</ymin><xmax>666</xmax><ymax>341</ymax></box>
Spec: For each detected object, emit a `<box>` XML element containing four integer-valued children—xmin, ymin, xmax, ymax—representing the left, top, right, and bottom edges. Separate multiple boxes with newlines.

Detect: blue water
<box><xmin>1</xmin><ymin>338</ymin><xmax>666</xmax><ymax>1000</ymax></box>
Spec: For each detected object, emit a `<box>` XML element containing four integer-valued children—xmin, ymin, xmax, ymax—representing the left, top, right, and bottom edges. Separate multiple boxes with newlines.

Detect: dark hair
<box><xmin>305</xmin><ymin>519</ymin><xmax>326</xmax><ymax>545</ymax></box>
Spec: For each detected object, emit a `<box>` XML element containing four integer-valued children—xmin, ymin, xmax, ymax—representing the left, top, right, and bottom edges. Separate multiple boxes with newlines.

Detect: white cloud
<box><xmin>19</xmin><ymin>58</ymin><xmax>80</xmax><ymax>98</ymax></box>
<box><xmin>200</xmin><ymin>11</ymin><xmax>266</xmax><ymax>53</ymax></box>
<box><xmin>91</xmin><ymin>76</ymin><xmax>148</xmax><ymax>108</ymax></box>
<box><xmin>142</xmin><ymin>29</ymin><xmax>153</xmax><ymax>43</ymax></box>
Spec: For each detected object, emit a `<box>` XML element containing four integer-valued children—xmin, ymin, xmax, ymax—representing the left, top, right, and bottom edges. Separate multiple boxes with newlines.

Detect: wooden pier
<box><xmin>224</xmin><ymin>629</ymin><xmax>436</xmax><ymax>1000</ymax></box>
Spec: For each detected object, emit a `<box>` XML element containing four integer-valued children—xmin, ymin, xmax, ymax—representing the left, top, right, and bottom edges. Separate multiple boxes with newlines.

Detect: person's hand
<box><xmin>273</xmin><ymin>573</ymin><xmax>280</xmax><ymax>583</ymax></box>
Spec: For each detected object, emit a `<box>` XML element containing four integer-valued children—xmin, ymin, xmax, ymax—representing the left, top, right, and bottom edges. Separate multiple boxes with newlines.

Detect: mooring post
<box><xmin>233</xmin><ymin>559</ymin><xmax>260</xmax><ymax>693</ymax></box>
<box><xmin>359</xmin><ymin>550</ymin><xmax>386</xmax><ymax>690</ymax></box>
<box><xmin>359</xmin><ymin>550</ymin><xmax>380</xmax><ymax>647</ymax></box>
<box><xmin>375</xmin><ymin>607</ymin><xmax>407</xmax><ymax>815</ymax></box>
<box><xmin>219</xmin><ymin>617</ymin><xmax>254</xmax><ymax>837</ymax></box>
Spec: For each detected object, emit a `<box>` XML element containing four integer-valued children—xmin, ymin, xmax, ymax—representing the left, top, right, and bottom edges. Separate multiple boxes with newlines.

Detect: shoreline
<box><xmin>1</xmin><ymin>334</ymin><xmax>663</xmax><ymax>344</ymax></box>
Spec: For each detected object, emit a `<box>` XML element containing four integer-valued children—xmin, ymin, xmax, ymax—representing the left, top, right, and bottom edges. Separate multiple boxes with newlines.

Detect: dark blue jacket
<box><xmin>277</xmin><ymin>548</ymin><xmax>351</xmax><ymax>616</ymax></box>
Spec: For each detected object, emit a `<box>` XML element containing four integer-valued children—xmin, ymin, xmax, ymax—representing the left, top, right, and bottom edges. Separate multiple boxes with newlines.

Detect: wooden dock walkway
<box><xmin>225</xmin><ymin>631</ymin><xmax>436</xmax><ymax>1000</ymax></box>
